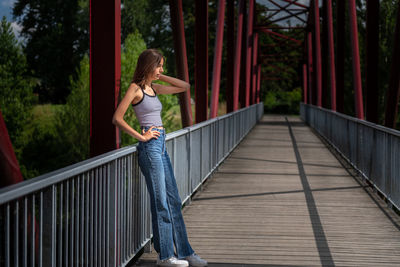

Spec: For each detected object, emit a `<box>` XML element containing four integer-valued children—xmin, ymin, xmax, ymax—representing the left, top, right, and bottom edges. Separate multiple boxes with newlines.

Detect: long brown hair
<box><xmin>132</xmin><ymin>49</ymin><xmax>164</xmax><ymax>88</ymax></box>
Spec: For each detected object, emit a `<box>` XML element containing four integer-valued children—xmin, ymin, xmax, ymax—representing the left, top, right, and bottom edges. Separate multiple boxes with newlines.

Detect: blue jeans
<box><xmin>137</xmin><ymin>127</ymin><xmax>194</xmax><ymax>260</ymax></box>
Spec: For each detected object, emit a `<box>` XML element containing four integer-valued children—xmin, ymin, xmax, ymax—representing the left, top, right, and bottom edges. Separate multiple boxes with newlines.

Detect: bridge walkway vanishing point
<box><xmin>133</xmin><ymin>115</ymin><xmax>400</xmax><ymax>267</ymax></box>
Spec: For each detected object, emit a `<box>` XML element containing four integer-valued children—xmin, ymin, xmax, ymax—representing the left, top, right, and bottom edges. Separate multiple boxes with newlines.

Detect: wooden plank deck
<box><xmin>132</xmin><ymin>115</ymin><xmax>400</xmax><ymax>267</ymax></box>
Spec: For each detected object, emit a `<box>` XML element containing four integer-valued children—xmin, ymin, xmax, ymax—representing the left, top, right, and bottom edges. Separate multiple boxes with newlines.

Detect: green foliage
<box><xmin>0</xmin><ymin>16</ymin><xmax>36</xmax><ymax>161</ymax></box>
<box><xmin>19</xmin><ymin>56</ymin><xmax>90</xmax><ymax>179</ymax></box>
<box><xmin>13</xmin><ymin>0</ymin><xmax>89</xmax><ymax>103</ymax></box>
<box><xmin>56</xmin><ymin>54</ymin><xmax>90</xmax><ymax>161</ymax></box>
<box><xmin>255</xmin><ymin>3</ymin><xmax>303</xmax><ymax>113</ymax></box>
<box><xmin>19</xmin><ymin>105</ymin><xmax>63</xmax><ymax>178</ymax></box>
<box><xmin>264</xmin><ymin>88</ymin><xmax>302</xmax><ymax>115</ymax></box>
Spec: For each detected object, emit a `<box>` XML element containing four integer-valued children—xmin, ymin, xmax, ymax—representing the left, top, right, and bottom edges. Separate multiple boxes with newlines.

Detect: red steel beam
<box><xmin>268</xmin><ymin>10</ymin><xmax>308</xmax><ymax>25</ymax></box>
<box><xmin>303</xmin><ymin>63</ymin><xmax>308</xmax><ymax>104</ymax></box>
<box><xmin>251</xmin><ymin>32</ymin><xmax>259</xmax><ymax>104</ymax></box>
<box><xmin>267</xmin><ymin>0</ymin><xmax>307</xmax><ymax>23</ymax></box>
<box><xmin>239</xmin><ymin>5</ymin><xmax>247</xmax><ymax>109</ymax></box>
<box><xmin>226</xmin><ymin>0</ymin><xmax>234</xmax><ymax>113</ymax></box>
<box><xmin>254</xmin><ymin>26</ymin><xmax>305</xmax><ymax>30</ymax></box>
<box><xmin>0</xmin><ymin>110</ymin><xmax>23</xmax><ymax>187</ymax></box>
<box><xmin>259</xmin><ymin>28</ymin><xmax>302</xmax><ymax>45</ymax></box>
<box><xmin>245</xmin><ymin>0</ymin><xmax>255</xmax><ymax>107</ymax></box>
<box><xmin>169</xmin><ymin>0</ymin><xmax>193</xmax><ymax>127</ymax></box>
<box><xmin>384</xmin><ymin>1</ymin><xmax>400</xmax><ymax>128</ymax></box>
<box><xmin>312</xmin><ymin>0</ymin><xmax>322</xmax><ymax>107</ymax></box>
<box><xmin>336</xmin><ymin>0</ymin><xmax>345</xmax><ymax>113</ymax></box>
<box><xmin>307</xmin><ymin>31</ymin><xmax>313</xmax><ymax>104</ymax></box>
<box><xmin>366</xmin><ymin>0</ymin><xmax>379</xmax><ymax>123</ymax></box>
<box><xmin>326</xmin><ymin>0</ymin><xmax>336</xmax><ymax>111</ymax></box>
<box><xmin>195</xmin><ymin>0</ymin><xmax>209</xmax><ymax>123</ymax></box>
<box><xmin>280</xmin><ymin>0</ymin><xmax>308</xmax><ymax>9</ymax></box>
<box><xmin>233</xmin><ymin>0</ymin><xmax>245</xmax><ymax>111</ymax></box>
<box><xmin>210</xmin><ymin>0</ymin><xmax>226</xmax><ymax>118</ymax></box>
<box><xmin>257</xmin><ymin>64</ymin><xmax>261</xmax><ymax>102</ymax></box>
<box><xmin>265</xmin><ymin>9</ymin><xmax>308</xmax><ymax>12</ymax></box>
<box><xmin>266</xmin><ymin>0</ymin><xmax>305</xmax><ymax>23</ymax></box>
<box><xmin>90</xmin><ymin>0</ymin><xmax>120</xmax><ymax>157</ymax></box>
<box><xmin>348</xmin><ymin>0</ymin><xmax>364</xmax><ymax>119</ymax></box>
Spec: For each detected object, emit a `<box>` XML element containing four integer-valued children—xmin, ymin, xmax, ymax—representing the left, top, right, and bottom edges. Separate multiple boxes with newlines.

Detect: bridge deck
<box><xmin>133</xmin><ymin>115</ymin><xmax>400</xmax><ymax>267</ymax></box>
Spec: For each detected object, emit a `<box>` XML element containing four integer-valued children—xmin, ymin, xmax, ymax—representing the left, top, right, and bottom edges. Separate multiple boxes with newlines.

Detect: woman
<box><xmin>112</xmin><ymin>49</ymin><xmax>207</xmax><ymax>267</ymax></box>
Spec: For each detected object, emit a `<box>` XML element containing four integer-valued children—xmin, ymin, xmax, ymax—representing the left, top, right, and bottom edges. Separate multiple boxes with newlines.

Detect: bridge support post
<box><xmin>169</xmin><ymin>0</ymin><xmax>193</xmax><ymax>127</ymax></box>
<box><xmin>89</xmin><ymin>0</ymin><xmax>121</xmax><ymax>157</ymax></box>
<box><xmin>210</xmin><ymin>0</ymin><xmax>226</xmax><ymax>119</ymax></box>
<box><xmin>303</xmin><ymin>63</ymin><xmax>308</xmax><ymax>104</ymax></box>
<box><xmin>312</xmin><ymin>0</ymin><xmax>322</xmax><ymax>107</ymax></box>
<box><xmin>348</xmin><ymin>0</ymin><xmax>364</xmax><ymax>119</ymax></box>
<box><xmin>256</xmin><ymin>64</ymin><xmax>261</xmax><ymax>103</ymax></box>
<box><xmin>195</xmin><ymin>0</ymin><xmax>209</xmax><ymax>123</ymax></box>
<box><xmin>326</xmin><ymin>0</ymin><xmax>336</xmax><ymax>111</ymax></box>
<box><xmin>307</xmin><ymin>32</ymin><xmax>313</xmax><ymax>105</ymax></box>
<box><xmin>336</xmin><ymin>0</ymin><xmax>345</xmax><ymax>113</ymax></box>
<box><xmin>0</xmin><ymin>110</ymin><xmax>23</xmax><ymax>187</ymax></box>
<box><xmin>251</xmin><ymin>32</ymin><xmax>259</xmax><ymax>105</ymax></box>
<box><xmin>233</xmin><ymin>0</ymin><xmax>245</xmax><ymax>111</ymax></box>
<box><xmin>245</xmin><ymin>0</ymin><xmax>255</xmax><ymax>107</ymax></box>
<box><xmin>226</xmin><ymin>0</ymin><xmax>235</xmax><ymax>113</ymax></box>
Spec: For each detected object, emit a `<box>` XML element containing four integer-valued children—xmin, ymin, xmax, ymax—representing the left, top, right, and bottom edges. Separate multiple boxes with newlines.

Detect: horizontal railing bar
<box><xmin>0</xmin><ymin>104</ymin><xmax>260</xmax><ymax>204</ymax></box>
<box><xmin>307</xmin><ymin>104</ymin><xmax>400</xmax><ymax>137</ymax></box>
<box><xmin>0</xmin><ymin>103</ymin><xmax>264</xmax><ymax>267</ymax></box>
<box><xmin>0</xmin><ymin>145</ymin><xmax>136</xmax><ymax>204</ymax></box>
<box><xmin>301</xmin><ymin>103</ymin><xmax>400</xmax><ymax>211</ymax></box>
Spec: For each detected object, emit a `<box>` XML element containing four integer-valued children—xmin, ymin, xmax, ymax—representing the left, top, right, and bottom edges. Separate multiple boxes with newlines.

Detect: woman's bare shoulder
<box><xmin>125</xmin><ymin>82</ymin><xmax>141</xmax><ymax>96</ymax></box>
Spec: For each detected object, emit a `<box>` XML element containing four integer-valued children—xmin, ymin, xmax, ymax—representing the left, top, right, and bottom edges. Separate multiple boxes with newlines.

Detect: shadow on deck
<box><xmin>132</xmin><ymin>115</ymin><xmax>400</xmax><ymax>267</ymax></box>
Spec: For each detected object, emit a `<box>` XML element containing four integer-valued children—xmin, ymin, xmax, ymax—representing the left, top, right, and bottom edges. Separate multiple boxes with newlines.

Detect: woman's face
<box><xmin>149</xmin><ymin>57</ymin><xmax>164</xmax><ymax>81</ymax></box>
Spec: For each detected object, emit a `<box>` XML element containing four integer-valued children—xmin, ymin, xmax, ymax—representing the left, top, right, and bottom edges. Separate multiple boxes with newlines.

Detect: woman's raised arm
<box><xmin>152</xmin><ymin>74</ymin><xmax>190</xmax><ymax>94</ymax></box>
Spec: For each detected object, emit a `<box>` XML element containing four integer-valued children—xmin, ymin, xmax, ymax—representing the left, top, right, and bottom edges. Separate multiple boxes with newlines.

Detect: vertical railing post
<box><xmin>108</xmin><ymin>160</ymin><xmax>117</xmax><ymax>266</ymax></box>
<box><xmin>348</xmin><ymin>0</ymin><xmax>364</xmax><ymax>119</ymax></box>
<box><xmin>42</xmin><ymin>186</ymin><xmax>56</xmax><ymax>266</ymax></box>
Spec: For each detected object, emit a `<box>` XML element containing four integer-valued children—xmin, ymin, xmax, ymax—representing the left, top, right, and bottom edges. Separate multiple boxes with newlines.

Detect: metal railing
<box><xmin>0</xmin><ymin>103</ymin><xmax>264</xmax><ymax>267</ymax></box>
<box><xmin>300</xmin><ymin>103</ymin><xmax>400</xmax><ymax>211</ymax></box>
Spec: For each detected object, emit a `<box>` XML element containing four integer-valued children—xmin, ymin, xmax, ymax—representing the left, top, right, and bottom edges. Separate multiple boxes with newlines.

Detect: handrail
<box><xmin>300</xmin><ymin>103</ymin><xmax>400</xmax><ymax>211</ymax></box>
<box><xmin>0</xmin><ymin>103</ymin><xmax>264</xmax><ymax>267</ymax></box>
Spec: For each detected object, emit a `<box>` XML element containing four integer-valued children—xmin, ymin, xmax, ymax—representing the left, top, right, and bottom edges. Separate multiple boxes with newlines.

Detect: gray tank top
<box><xmin>132</xmin><ymin>86</ymin><xmax>163</xmax><ymax>127</ymax></box>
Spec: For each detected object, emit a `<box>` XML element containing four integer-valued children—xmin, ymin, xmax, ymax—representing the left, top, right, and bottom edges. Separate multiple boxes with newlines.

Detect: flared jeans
<box><xmin>137</xmin><ymin>128</ymin><xmax>194</xmax><ymax>260</ymax></box>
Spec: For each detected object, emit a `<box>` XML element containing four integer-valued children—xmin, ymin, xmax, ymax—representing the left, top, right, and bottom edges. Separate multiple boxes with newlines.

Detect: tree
<box><xmin>0</xmin><ymin>16</ymin><xmax>36</xmax><ymax>160</ymax></box>
<box><xmin>13</xmin><ymin>0</ymin><xmax>89</xmax><ymax>104</ymax></box>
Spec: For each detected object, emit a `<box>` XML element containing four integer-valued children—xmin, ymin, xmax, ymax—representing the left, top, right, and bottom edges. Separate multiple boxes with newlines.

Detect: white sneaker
<box><xmin>185</xmin><ymin>253</ymin><xmax>208</xmax><ymax>267</ymax></box>
<box><xmin>157</xmin><ymin>256</ymin><xmax>189</xmax><ymax>267</ymax></box>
